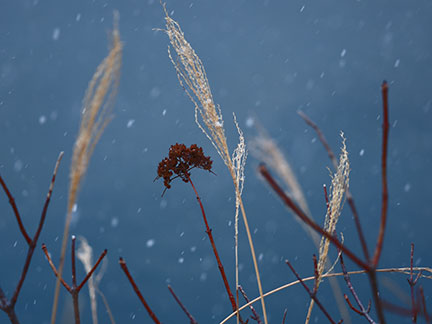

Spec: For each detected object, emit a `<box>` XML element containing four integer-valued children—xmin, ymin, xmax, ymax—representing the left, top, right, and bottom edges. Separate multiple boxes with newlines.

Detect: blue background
<box><xmin>0</xmin><ymin>0</ymin><xmax>431</xmax><ymax>323</ymax></box>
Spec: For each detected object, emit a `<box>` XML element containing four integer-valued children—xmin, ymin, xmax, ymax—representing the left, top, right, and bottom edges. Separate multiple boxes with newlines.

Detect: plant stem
<box><xmin>186</xmin><ymin>175</ymin><xmax>239</xmax><ymax>317</ymax></box>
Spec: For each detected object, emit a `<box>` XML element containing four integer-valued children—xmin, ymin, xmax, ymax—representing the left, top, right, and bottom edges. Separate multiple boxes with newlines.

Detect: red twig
<box><xmin>0</xmin><ymin>177</ymin><xmax>31</xmax><ymax>245</ymax></box>
<box><xmin>407</xmin><ymin>244</ymin><xmax>422</xmax><ymax>323</ymax></box>
<box><xmin>119</xmin><ymin>257</ymin><xmax>162</xmax><ymax>324</ymax></box>
<box><xmin>186</xmin><ymin>174</ymin><xmax>243</xmax><ymax>322</ymax></box>
<box><xmin>259</xmin><ymin>164</ymin><xmax>368</xmax><ymax>270</ymax></box>
<box><xmin>286</xmin><ymin>260</ymin><xmax>342</xmax><ymax>324</ymax></box>
<box><xmin>419</xmin><ymin>287</ymin><xmax>430</xmax><ymax>323</ymax></box>
<box><xmin>167</xmin><ymin>285</ymin><xmax>198</xmax><ymax>324</ymax></box>
<box><xmin>372</xmin><ymin>80</ymin><xmax>389</xmax><ymax>267</ymax></box>
<box><xmin>42</xmin><ymin>244</ymin><xmax>71</xmax><ymax>292</ymax></box>
<box><xmin>238</xmin><ymin>285</ymin><xmax>263</xmax><ymax>324</ymax></box>
<box><xmin>43</xmin><ymin>236</ymin><xmax>107</xmax><ymax>324</ymax></box>
<box><xmin>0</xmin><ymin>152</ymin><xmax>63</xmax><ymax>324</ymax></box>
<box><xmin>282</xmin><ymin>308</ymin><xmax>288</xmax><ymax>324</ymax></box>
<box><xmin>76</xmin><ymin>248</ymin><xmax>107</xmax><ymax>292</ymax></box>
<box><xmin>298</xmin><ymin>111</ymin><xmax>370</xmax><ymax>262</ymax></box>
<box><xmin>340</xmin><ymin>253</ymin><xmax>376</xmax><ymax>324</ymax></box>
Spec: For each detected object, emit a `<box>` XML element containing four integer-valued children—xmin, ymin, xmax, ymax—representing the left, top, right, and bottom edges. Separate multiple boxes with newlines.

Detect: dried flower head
<box><xmin>157</xmin><ymin>143</ymin><xmax>213</xmax><ymax>191</ymax></box>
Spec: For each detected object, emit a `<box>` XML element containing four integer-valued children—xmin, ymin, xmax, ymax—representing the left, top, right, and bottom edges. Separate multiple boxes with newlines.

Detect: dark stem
<box><xmin>119</xmin><ymin>257</ymin><xmax>161</xmax><ymax>324</ymax></box>
<box><xmin>340</xmin><ymin>254</ymin><xmax>376</xmax><ymax>324</ymax></box>
<box><xmin>286</xmin><ymin>260</ymin><xmax>341</xmax><ymax>324</ymax></box>
<box><xmin>367</xmin><ymin>270</ymin><xmax>386</xmax><ymax>324</ymax></box>
<box><xmin>186</xmin><ymin>174</ymin><xmax>241</xmax><ymax>319</ymax></box>
<box><xmin>70</xmin><ymin>236</ymin><xmax>80</xmax><ymax>324</ymax></box>
<box><xmin>238</xmin><ymin>285</ymin><xmax>263</xmax><ymax>324</ymax></box>
<box><xmin>298</xmin><ymin>111</ymin><xmax>370</xmax><ymax>262</ymax></box>
<box><xmin>72</xmin><ymin>236</ymin><xmax>78</xmax><ymax>288</ymax></box>
<box><xmin>71</xmin><ymin>290</ymin><xmax>80</xmax><ymax>324</ymax></box>
<box><xmin>167</xmin><ymin>285</ymin><xmax>198</xmax><ymax>324</ymax></box>
<box><xmin>372</xmin><ymin>80</ymin><xmax>389</xmax><ymax>267</ymax></box>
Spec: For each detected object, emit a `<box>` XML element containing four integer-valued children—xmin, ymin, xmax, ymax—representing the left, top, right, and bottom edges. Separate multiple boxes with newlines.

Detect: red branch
<box><xmin>186</xmin><ymin>174</ymin><xmax>244</xmax><ymax>322</ymax></box>
<box><xmin>43</xmin><ymin>237</ymin><xmax>107</xmax><ymax>324</ymax></box>
<box><xmin>340</xmin><ymin>253</ymin><xmax>376</xmax><ymax>324</ymax></box>
<box><xmin>0</xmin><ymin>152</ymin><xmax>63</xmax><ymax>324</ymax></box>
<box><xmin>167</xmin><ymin>285</ymin><xmax>198</xmax><ymax>324</ymax></box>
<box><xmin>286</xmin><ymin>260</ymin><xmax>342</xmax><ymax>324</ymax></box>
<box><xmin>372</xmin><ymin>80</ymin><xmax>389</xmax><ymax>267</ymax></box>
<box><xmin>119</xmin><ymin>257</ymin><xmax>162</xmax><ymax>324</ymax></box>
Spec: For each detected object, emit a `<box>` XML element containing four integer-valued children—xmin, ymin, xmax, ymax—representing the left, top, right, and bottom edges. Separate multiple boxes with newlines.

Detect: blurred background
<box><xmin>0</xmin><ymin>0</ymin><xmax>431</xmax><ymax>323</ymax></box>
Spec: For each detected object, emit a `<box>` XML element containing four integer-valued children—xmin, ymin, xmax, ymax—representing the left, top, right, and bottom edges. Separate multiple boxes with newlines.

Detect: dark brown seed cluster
<box><xmin>157</xmin><ymin>143</ymin><xmax>213</xmax><ymax>190</ymax></box>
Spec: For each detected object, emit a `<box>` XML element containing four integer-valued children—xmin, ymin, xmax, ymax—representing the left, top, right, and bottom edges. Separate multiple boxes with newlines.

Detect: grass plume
<box><xmin>162</xmin><ymin>5</ymin><xmax>267</xmax><ymax>324</ymax></box>
<box><xmin>49</xmin><ymin>13</ymin><xmax>122</xmax><ymax>324</ymax></box>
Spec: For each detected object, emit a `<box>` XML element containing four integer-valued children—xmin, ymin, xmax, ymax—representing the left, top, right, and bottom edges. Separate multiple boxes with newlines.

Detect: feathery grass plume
<box><xmin>305</xmin><ymin>132</ymin><xmax>350</xmax><ymax>323</ymax></box>
<box><xmin>250</xmin><ymin>122</ymin><xmax>351</xmax><ymax>324</ymax></box>
<box><xmin>232</xmin><ymin>114</ymin><xmax>247</xmax><ymax>322</ymax></box>
<box><xmin>162</xmin><ymin>5</ymin><xmax>268</xmax><ymax>324</ymax></box>
<box><xmin>249</xmin><ymin>122</ymin><xmax>319</xmax><ymax>246</ymax></box>
<box><xmin>50</xmin><ymin>12</ymin><xmax>122</xmax><ymax>324</ymax></box>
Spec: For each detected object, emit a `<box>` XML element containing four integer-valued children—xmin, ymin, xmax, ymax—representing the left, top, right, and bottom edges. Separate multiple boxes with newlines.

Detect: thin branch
<box><xmin>119</xmin><ymin>257</ymin><xmax>161</xmax><ymax>324</ymax></box>
<box><xmin>258</xmin><ymin>164</ymin><xmax>368</xmax><ymax>270</ymax></box>
<box><xmin>167</xmin><ymin>285</ymin><xmax>198</xmax><ymax>324</ymax></box>
<box><xmin>42</xmin><ymin>244</ymin><xmax>71</xmax><ymax>292</ymax></box>
<box><xmin>238</xmin><ymin>285</ymin><xmax>263</xmax><ymax>324</ymax></box>
<box><xmin>186</xmin><ymin>174</ymin><xmax>245</xmax><ymax>324</ymax></box>
<box><xmin>282</xmin><ymin>309</ymin><xmax>288</xmax><ymax>324</ymax></box>
<box><xmin>407</xmin><ymin>243</ymin><xmax>422</xmax><ymax>323</ymax></box>
<box><xmin>298</xmin><ymin>111</ymin><xmax>370</xmax><ymax>262</ymax></box>
<box><xmin>0</xmin><ymin>152</ymin><xmax>63</xmax><ymax>324</ymax></box>
<box><xmin>419</xmin><ymin>287</ymin><xmax>430</xmax><ymax>323</ymax></box>
<box><xmin>77</xmin><ymin>249</ymin><xmax>108</xmax><ymax>292</ymax></box>
<box><xmin>0</xmin><ymin>176</ymin><xmax>31</xmax><ymax>245</ymax></box>
<box><xmin>43</xmin><ymin>237</ymin><xmax>107</xmax><ymax>324</ymax></box>
<box><xmin>340</xmin><ymin>254</ymin><xmax>376</xmax><ymax>324</ymax></box>
<box><xmin>219</xmin><ymin>266</ymin><xmax>432</xmax><ymax>324</ymax></box>
<box><xmin>372</xmin><ymin>80</ymin><xmax>389</xmax><ymax>267</ymax></box>
<box><xmin>286</xmin><ymin>260</ymin><xmax>341</xmax><ymax>324</ymax></box>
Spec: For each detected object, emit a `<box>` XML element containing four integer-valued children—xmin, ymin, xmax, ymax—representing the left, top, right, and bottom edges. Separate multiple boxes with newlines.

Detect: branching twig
<box><xmin>286</xmin><ymin>260</ymin><xmax>342</xmax><ymax>324</ymax></box>
<box><xmin>0</xmin><ymin>152</ymin><xmax>63</xmax><ymax>324</ymax></box>
<box><xmin>340</xmin><ymin>254</ymin><xmax>376</xmax><ymax>324</ymax></box>
<box><xmin>238</xmin><ymin>285</ymin><xmax>263</xmax><ymax>324</ymax></box>
<box><xmin>43</xmin><ymin>236</ymin><xmax>107</xmax><ymax>324</ymax></box>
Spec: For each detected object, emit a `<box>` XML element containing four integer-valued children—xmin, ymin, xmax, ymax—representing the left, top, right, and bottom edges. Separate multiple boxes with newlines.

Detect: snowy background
<box><xmin>0</xmin><ymin>0</ymin><xmax>431</xmax><ymax>323</ymax></box>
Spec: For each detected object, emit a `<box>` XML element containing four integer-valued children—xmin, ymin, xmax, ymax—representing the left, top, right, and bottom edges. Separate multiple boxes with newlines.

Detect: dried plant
<box><xmin>162</xmin><ymin>6</ymin><xmax>265</xmax><ymax>323</ymax></box>
<box><xmin>250</xmin><ymin>122</ymin><xmax>350</xmax><ymax>323</ymax></box>
<box><xmin>43</xmin><ymin>236</ymin><xmax>108</xmax><ymax>324</ymax></box>
<box><xmin>155</xmin><ymin>143</ymin><xmax>247</xmax><ymax>324</ymax></box>
<box><xmin>306</xmin><ymin>133</ymin><xmax>350</xmax><ymax>323</ymax></box>
<box><xmin>50</xmin><ymin>12</ymin><xmax>122</xmax><ymax>324</ymax></box>
<box><xmin>249</xmin><ymin>122</ymin><xmax>318</xmax><ymax>246</ymax></box>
